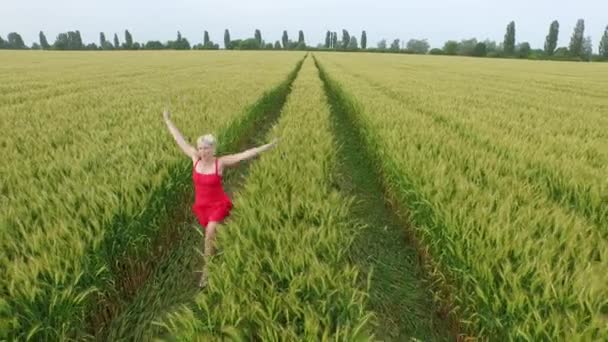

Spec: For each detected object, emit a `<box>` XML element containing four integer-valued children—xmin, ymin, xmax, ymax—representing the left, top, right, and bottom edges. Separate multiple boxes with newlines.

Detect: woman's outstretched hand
<box><xmin>270</xmin><ymin>138</ymin><xmax>280</xmax><ymax>148</ymax></box>
<box><xmin>162</xmin><ymin>108</ymin><xmax>198</xmax><ymax>159</ymax></box>
<box><xmin>220</xmin><ymin>137</ymin><xmax>281</xmax><ymax>167</ymax></box>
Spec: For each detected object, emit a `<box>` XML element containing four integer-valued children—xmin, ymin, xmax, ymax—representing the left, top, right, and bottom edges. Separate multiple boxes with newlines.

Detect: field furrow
<box><xmin>315</xmin><ymin>53</ymin><xmax>608</xmax><ymax>340</ymax></box>
<box><xmin>3</xmin><ymin>49</ymin><xmax>607</xmax><ymax>341</ymax></box>
<box><xmin>101</xmin><ymin>56</ymin><xmax>305</xmax><ymax>341</ymax></box>
<box><xmin>157</xmin><ymin>56</ymin><xmax>375</xmax><ymax>341</ymax></box>
<box><xmin>320</xmin><ymin>54</ymin><xmax>607</xmax><ymax>231</ymax></box>
<box><xmin>0</xmin><ymin>51</ymin><xmax>303</xmax><ymax>340</ymax></box>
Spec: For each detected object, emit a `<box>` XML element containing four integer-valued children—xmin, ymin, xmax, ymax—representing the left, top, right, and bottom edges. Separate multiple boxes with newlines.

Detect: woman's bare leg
<box><xmin>199</xmin><ymin>221</ymin><xmax>220</xmax><ymax>287</ymax></box>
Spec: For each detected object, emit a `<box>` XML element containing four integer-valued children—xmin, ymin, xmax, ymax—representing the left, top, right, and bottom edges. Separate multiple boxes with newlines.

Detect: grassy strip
<box><xmin>314</xmin><ymin>55</ymin><xmax>452</xmax><ymax>341</ymax></box>
<box><xmin>1</xmin><ymin>56</ymin><xmax>305</xmax><ymax>341</ymax></box>
<box><xmin>325</xmin><ymin>61</ymin><xmax>607</xmax><ymax>232</ymax></box>
<box><xmin>316</xmin><ymin>55</ymin><xmax>608</xmax><ymax>340</ymax></box>
<box><xmin>88</xmin><ymin>56</ymin><xmax>306</xmax><ymax>338</ymax></box>
<box><xmin>347</xmin><ymin>70</ymin><xmax>607</xmax><ymax>231</ymax></box>
<box><xmin>1</xmin><ymin>53</ymin><xmax>305</xmax><ymax>341</ymax></box>
<box><xmin>315</xmin><ymin>58</ymin><xmax>467</xmax><ymax>339</ymax></box>
<box><xmin>155</xmin><ymin>57</ymin><xmax>373</xmax><ymax>341</ymax></box>
<box><xmin>99</xmin><ymin>56</ymin><xmax>306</xmax><ymax>341</ymax></box>
<box><xmin>102</xmin><ymin>227</ymin><xmax>201</xmax><ymax>340</ymax></box>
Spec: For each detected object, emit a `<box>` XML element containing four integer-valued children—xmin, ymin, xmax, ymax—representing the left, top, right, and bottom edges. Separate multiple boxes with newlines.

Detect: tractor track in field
<box><xmin>95</xmin><ymin>52</ymin><xmax>459</xmax><ymax>341</ymax></box>
<box><xmin>315</xmin><ymin>54</ymin><xmax>458</xmax><ymax>341</ymax></box>
<box><xmin>325</xmin><ymin>61</ymin><xmax>607</xmax><ymax>233</ymax></box>
<box><xmin>89</xmin><ymin>55</ymin><xmax>306</xmax><ymax>341</ymax></box>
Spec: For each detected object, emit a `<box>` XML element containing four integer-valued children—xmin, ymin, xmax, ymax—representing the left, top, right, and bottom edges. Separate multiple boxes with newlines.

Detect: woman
<box><xmin>163</xmin><ymin>109</ymin><xmax>278</xmax><ymax>287</ymax></box>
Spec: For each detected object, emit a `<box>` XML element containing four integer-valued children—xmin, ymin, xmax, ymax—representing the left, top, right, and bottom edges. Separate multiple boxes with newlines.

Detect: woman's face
<box><xmin>198</xmin><ymin>143</ymin><xmax>215</xmax><ymax>159</ymax></box>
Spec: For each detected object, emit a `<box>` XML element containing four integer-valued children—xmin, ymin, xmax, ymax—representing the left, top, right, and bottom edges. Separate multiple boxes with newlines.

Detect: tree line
<box><xmin>0</xmin><ymin>30</ymin><xmax>216</xmax><ymax>51</ymax></box>
<box><xmin>0</xmin><ymin>29</ymin><xmax>294</xmax><ymax>51</ymax></box>
<box><xmin>220</xmin><ymin>29</ymin><xmax>308</xmax><ymax>50</ymax></box>
<box><xmin>329</xmin><ymin>20</ymin><xmax>606</xmax><ymax>61</ymax></box>
<box><xmin>420</xmin><ymin>19</ymin><xmax>606</xmax><ymax>61</ymax></box>
<box><xmin>1</xmin><ymin>20</ymin><xmax>607</xmax><ymax>61</ymax></box>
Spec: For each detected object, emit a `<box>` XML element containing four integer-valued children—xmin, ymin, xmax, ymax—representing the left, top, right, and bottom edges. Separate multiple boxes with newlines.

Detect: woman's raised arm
<box><xmin>220</xmin><ymin>138</ymin><xmax>279</xmax><ymax>168</ymax></box>
<box><xmin>163</xmin><ymin>110</ymin><xmax>197</xmax><ymax>159</ymax></box>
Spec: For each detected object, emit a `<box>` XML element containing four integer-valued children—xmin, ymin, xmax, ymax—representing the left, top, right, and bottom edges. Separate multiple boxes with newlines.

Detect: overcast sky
<box><xmin>2</xmin><ymin>0</ymin><xmax>606</xmax><ymax>50</ymax></box>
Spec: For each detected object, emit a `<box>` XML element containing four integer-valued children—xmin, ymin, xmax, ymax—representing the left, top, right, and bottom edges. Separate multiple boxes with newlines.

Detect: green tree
<box><xmin>298</xmin><ymin>30</ymin><xmax>305</xmax><ymax>45</ymax></box>
<box><xmin>582</xmin><ymin>36</ymin><xmax>592</xmax><ymax>60</ymax></box>
<box><xmin>483</xmin><ymin>39</ymin><xmax>498</xmax><ymax>53</ymax></box>
<box><xmin>274</xmin><ymin>40</ymin><xmax>281</xmax><ymax>49</ymax></box>
<box><xmin>377</xmin><ymin>39</ymin><xmax>387</xmax><ymax>50</ymax></box>
<box><xmin>458</xmin><ymin>38</ymin><xmax>478</xmax><ymax>56</ymax></box>
<box><xmin>145</xmin><ymin>41</ymin><xmax>164</xmax><ymax>49</ymax></box>
<box><xmin>224</xmin><ymin>29</ymin><xmax>231</xmax><ymax>49</ymax></box>
<box><xmin>7</xmin><ymin>32</ymin><xmax>27</xmax><ymax>49</ymax></box>
<box><xmin>204</xmin><ymin>31</ymin><xmax>210</xmax><ymax>46</ymax></box>
<box><xmin>504</xmin><ymin>21</ymin><xmax>516</xmax><ymax>55</ymax></box>
<box><xmin>600</xmin><ymin>25</ymin><xmax>608</xmax><ymax>57</ymax></box>
<box><xmin>443</xmin><ymin>40</ymin><xmax>459</xmax><ymax>55</ymax></box>
<box><xmin>348</xmin><ymin>36</ymin><xmax>358</xmax><ymax>49</ymax></box>
<box><xmin>517</xmin><ymin>42</ymin><xmax>531</xmax><ymax>58</ymax></box>
<box><xmin>331</xmin><ymin>32</ymin><xmax>338</xmax><ymax>49</ymax></box>
<box><xmin>124</xmin><ymin>30</ymin><xmax>133</xmax><ymax>49</ymax></box>
<box><xmin>554</xmin><ymin>47</ymin><xmax>569</xmax><ymax>57</ymax></box>
<box><xmin>255</xmin><ymin>29</ymin><xmax>262</xmax><ymax>46</ymax></box>
<box><xmin>53</xmin><ymin>33</ymin><xmax>69</xmax><ymax>50</ymax></box>
<box><xmin>544</xmin><ymin>20</ymin><xmax>559</xmax><ymax>56</ymax></box>
<box><xmin>341</xmin><ymin>29</ymin><xmax>350</xmax><ymax>49</ymax></box>
<box><xmin>66</xmin><ymin>32</ymin><xmax>76</xmax><ymax>49</ymax></box>
<box><xmin>168</xmin><ymin>31</ymin><xmax>190</xmax><ymax>49</ymax></box>
<box><xmin>569</xmin><ymin>19</ymin><xmax>585</xmax><ymax>57</ymax></box>
<box><xmin>99</xmin><ymin>32</ymin><xmax>106</xmax><ymax>48</ymax></box>
<box><xmin>39</xmin><ymin>31</ymin><xmax>50</xmax><ymax>49</ymax></box>
<box><xmin>361</xmin><ymin>30</ymin><xmax>367</xmax><ymax>49</ymax></box>
<box><xmin>75</xmin><ymin>31</ymin><xmax>84</xmax><ymax>49</ymax></box>
<box><xmin>390</xmin><ymin>39</ymin><xmax>400</xmax><ymax>51</ymax></box>
<box><xmin>406</xmin><ymin>39</ymin><xmax>430</xmax><ymax>54</ymax></box>
<box><xmin>282</xmin><ymin>30</ymin><xmax>288</xmax><ymax>49</ymax></box>
<box><xmin>325</xmin><ymin>31</ymin><xmax>331</xmax><ymax>48</ymax></box>
<box><xmin>0</xmin><ymin>35</ymin><xmax>5</xmax><ymax>49</ymax></box>
<box><xmin>237</xmin><ymin>38</ymin><xmax>260</xmax><ymax>50</ymax></box>
<box><xmin>113</xmin><ymin>33</ymin><xmax>120</xmax><ymax>49</ymax></box>
<box><xmin>53</xmin><ymin>31</ymin><xmax>83</xmax><ymax>50</ymax></box>
<box><xmin>472</xmin><ymin>42</ymin><xmax>487</xmax><ymax>57</ymax></box>
<box><xmin>101</xmin><ymin>32</ymin><xmax>114</xmax><ymax>50</ymax></box>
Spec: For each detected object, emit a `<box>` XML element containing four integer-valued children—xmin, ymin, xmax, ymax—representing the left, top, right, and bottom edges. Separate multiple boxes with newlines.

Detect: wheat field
<box><xmin>2</xmin><ymin>50</ymin><xmax>607</xmax><ymax>340</ymax></box>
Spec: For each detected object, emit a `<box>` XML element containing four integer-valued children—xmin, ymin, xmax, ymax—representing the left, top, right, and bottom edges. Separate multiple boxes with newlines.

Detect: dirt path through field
<box><xmin>96</xmin><ymin>56</ymin><xmax>306</xmax><ymax>341</ymax></box>
<box><xmin>315</xmin><ymin>55</ymin><xmax>453</xmax><ymax>341</ymax></box>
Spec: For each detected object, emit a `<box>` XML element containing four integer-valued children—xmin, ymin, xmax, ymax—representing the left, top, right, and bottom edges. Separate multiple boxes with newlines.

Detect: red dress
<box><xmin>191</xmin><ymin>159</ymin><xmax>233</xmax><ymax>229</ymax></box>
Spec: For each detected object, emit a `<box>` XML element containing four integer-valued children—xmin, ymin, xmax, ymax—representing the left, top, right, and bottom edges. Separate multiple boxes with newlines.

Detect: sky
<box><xmin>2</xmin><ymin>0</ymin><xmax>606</xmax><ymax>50</ymax></box>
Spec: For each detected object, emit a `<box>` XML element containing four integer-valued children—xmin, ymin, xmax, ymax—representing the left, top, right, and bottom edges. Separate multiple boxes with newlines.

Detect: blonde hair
<box><xmin>197</xmin><ymin>134</ymin><xmax>216</xmax><ymax>147</ymax></box>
